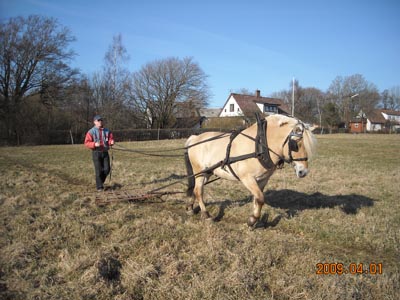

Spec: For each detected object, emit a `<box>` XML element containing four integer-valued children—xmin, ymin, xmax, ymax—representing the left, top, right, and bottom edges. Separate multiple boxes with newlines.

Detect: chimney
<box><xmin>256</xmin><ymin>90</ymin><xmax>261</xmax><ymax>98</ymax></box>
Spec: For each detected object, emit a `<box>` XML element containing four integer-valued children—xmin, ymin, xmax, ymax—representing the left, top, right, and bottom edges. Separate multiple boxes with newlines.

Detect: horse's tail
<box><xmin>184</xmin><ymin>150</ymin><xmax>195</xmax><ymax>197</ymax></box>
<box><xmin>185</xmin><ymin>136</ymin><xmax>195</xmax><ymax>197</ymax></box>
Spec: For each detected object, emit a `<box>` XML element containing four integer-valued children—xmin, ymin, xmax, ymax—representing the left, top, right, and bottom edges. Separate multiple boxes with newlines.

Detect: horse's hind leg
<box><xmin>193</xmin><ymin>175</ymin><xmax>211</xmax><ymax>220</ymax></box>
<box><xmin>241</xmin><ymin>177</ymin><xmax>264</xmax><ymax>226</ymax></box>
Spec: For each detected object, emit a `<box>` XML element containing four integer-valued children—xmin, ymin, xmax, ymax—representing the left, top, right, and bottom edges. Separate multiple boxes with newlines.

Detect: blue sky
<box><xmin>1</xmin><ymin>0</ymin><xmax>399</xmax><ymax>107</ymax></box>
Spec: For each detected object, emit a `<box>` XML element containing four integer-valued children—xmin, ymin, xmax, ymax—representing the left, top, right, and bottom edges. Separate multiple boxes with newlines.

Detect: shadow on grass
<box><xmin>212</xmin><ymin>189</ymin><xmax>375</xmax><ymax>225</ymax></box>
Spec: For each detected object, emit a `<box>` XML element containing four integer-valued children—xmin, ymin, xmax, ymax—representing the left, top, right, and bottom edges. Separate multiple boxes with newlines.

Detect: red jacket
<box><xmin>84</xmin><ymin>126</ymin><xmax>114</xmax><ymax>151</ymax></box>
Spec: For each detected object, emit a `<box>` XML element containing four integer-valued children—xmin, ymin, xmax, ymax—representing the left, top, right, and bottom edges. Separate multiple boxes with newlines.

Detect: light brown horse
<box><xmin>184</xmin><ymin>114</ymin><xmax>316</xmax><ymax>226</ymax></box>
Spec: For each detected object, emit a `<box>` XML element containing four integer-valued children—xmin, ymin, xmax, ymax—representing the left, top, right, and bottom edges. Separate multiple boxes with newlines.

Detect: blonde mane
<box><xmin>302</xmin><ymin>126</ymin><xmax>317</xmax><ymax>160</ymax></box>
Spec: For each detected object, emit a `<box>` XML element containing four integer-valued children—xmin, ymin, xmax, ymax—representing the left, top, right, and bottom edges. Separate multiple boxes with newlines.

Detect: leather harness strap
<box><xmin>220</xmin><ymin>113</ymin><xmax>276</xmax><ymax>180</ymax></box>
<box><xmin>255</xmin><ymin>113</ymin><xmax>275</xmax><ymax>170</ymax></box>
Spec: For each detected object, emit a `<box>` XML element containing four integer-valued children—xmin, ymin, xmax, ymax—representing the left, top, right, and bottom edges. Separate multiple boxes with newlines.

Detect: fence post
<box><xmin>69</xmin><ymin>130</ymin><xmax>74</xmax><ymax>145</ymax></box>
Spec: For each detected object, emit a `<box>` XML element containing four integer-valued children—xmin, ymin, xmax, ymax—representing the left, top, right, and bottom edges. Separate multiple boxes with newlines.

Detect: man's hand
<box><xmin>110</xmin><ymin>140</ymin><xmax>114</xmax><ymax>146</ymax></box>
<box><xmin>95</xmin><ymin>141</ymin><xmax>100</xmax><ymax>147</ymax></box>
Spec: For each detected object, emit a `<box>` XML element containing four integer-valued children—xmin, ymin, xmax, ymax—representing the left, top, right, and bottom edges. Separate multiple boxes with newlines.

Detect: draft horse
<box><xmin>184</xmin><ymin>114</ymin><xmax>316</xmax><ymax>226</ymax></box>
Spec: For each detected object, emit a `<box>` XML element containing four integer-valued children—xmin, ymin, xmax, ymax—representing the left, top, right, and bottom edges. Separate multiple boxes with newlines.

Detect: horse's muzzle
<box><xmin>294</xmin><ymin>164</ymin><xmax>309</xmax><ymax>178</ymax></box>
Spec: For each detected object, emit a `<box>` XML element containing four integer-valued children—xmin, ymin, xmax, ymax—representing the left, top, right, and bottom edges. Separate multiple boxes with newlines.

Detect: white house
<box><xmin>363</xmin><ymin>109</ymin><xmax>400</xmax><ymax>132</ymax></box>
<box><xmin>219</xmin><ymin>90</ymin><xmax>289</xmax><ymax>118</ymax></box>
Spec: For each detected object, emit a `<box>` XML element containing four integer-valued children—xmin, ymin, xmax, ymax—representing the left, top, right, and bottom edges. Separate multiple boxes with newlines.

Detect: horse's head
<box><xmin>272</xmin><ymin>115</ymin><xmax>316</xmax><ymax>178</ymax></box>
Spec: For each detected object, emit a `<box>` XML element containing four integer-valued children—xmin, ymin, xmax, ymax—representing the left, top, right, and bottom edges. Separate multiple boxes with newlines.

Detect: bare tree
<box><xmin>381</xmin><ymin>86</ymin><xmax>400</xmax><ymax>110</ymax></box>
<box><xmin>0</xmin><ymin>15</ymin><xmax>77</xmax><ymax>144</ymax></box>
<box><xmin>271</xmin><ymin>81</ymin><xmax>324</xmax><ymax>124</ymax></box>
<box><xmin>89</xmin><ymin>34</ymin><xmax>133</xmax><ymax>129</ymax></box>
<box><xmin>131</xmin><ymin>57</ymin><xmax>210</xmax><ymax>128</ymax></box>
<box><xmin>328</xmin><ymin>74</ymin><xmax>380</xmax><ymax>126</ymax></box>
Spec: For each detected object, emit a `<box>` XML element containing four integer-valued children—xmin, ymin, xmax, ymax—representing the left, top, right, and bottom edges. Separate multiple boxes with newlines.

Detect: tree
<box><xmin>0</xmin><ymin>15</ymin><xmax>78</xmax><ymax>144</ymax></box>
<box><xmin>271</xmin><ymin>81</ymin><xmax>324</xmax><ymax>124</ymax></box>
<box><xmin>327</xmin><ymin>74</ymin><xmax>379</xmax><ymax>126</ymax></box>
<box><xmin>381</xmin><ymin>86</ymin><xmax>400</xmax><ymax>110</ymax></box>
<box><xmin>131</xmin><ymin>57</ymin><xmax>210</xmax><ymax>128</ymax></box>
<box><xmin>322</xmin><ymin>102</ymin><xmax>341</xmax><ymax>133</ymax></box>
<box><xmin>88</xmin><ymin>35</ymin><xmax>133</xmax><ymax>129</ymax></box>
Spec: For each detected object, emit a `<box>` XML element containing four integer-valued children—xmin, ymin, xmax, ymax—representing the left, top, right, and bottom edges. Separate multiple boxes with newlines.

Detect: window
<box><xmin>264</xmin><ymin>104</ymin><xmax>278</xmax><ymax>113</ymax></box>
<box><xmin>230</xmin><ymin>104</ymin><xmax>234</xmax><ymax>112</ymax></box>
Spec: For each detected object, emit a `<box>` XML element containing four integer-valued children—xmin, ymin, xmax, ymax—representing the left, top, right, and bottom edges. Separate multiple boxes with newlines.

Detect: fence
<box><xmin>114</xmin><ymin>128</ymin><xmax>229</xmax><ymax>142</ymax></box>
<box><xmin>41</xmin><ymin>128</ymin><xmax>230</xmax><ymax>145</ymax></box>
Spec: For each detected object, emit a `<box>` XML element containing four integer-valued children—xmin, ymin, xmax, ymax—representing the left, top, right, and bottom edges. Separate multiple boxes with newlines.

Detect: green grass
<box><xmin>0</xmin><ymin>134</ymin><xmax>399</xmax><ymax>299</ymax></box>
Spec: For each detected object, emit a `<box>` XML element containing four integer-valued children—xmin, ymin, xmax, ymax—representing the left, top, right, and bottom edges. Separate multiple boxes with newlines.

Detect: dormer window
<box><xmin>264</xmin><ymin>104</ymin><xmax>278</xmax><ymax>113</ymax></box>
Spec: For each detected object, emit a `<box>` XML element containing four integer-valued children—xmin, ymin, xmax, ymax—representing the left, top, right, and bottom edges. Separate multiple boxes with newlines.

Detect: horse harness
<box><xmin>114</xmin><ymin>115</ymin><xmax>308</xmax><ymax>182</ymax></box>
<box><xmin>205</xmin><ymin>114</ymin><xmax>308</xmax><ymax>181</ymax></box>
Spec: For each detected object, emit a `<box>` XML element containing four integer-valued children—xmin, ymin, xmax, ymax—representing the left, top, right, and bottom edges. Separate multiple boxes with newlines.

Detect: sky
<box><xmin>1</xmin><ymin>0</ymin><xmax>399</xmax><ymax>107</ymax></box>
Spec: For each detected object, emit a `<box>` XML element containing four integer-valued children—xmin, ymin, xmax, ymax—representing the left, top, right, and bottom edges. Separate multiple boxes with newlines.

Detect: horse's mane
<box><xmin>267</xmin><ymin>114</ymin><xmax>317</xmax><ymax>160</ymax></box>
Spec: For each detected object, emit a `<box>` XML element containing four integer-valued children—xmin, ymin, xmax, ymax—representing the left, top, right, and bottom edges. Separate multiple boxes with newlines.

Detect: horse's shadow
<box><xmin>212</xmin><ymin>189</ymin><xmax>375</xmax><ymax>226</ymax></box>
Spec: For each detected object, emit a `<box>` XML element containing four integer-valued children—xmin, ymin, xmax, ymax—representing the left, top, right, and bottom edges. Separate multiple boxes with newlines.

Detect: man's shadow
<box><xmin>212</xmin><ymin>189</ymin><xmax>375</xmax><ymax>227</ymax></box>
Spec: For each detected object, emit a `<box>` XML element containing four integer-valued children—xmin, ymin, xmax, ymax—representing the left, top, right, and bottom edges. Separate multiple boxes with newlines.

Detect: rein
<box><xmin>112</xmin><ymin>132</ymin><xmax>230</xmax><ymax>158</ymax></box>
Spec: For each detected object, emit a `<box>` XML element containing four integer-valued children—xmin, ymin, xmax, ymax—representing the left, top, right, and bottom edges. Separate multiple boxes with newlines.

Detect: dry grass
<box><xmin>0</xmin><ymin>134</ymin><xmax>399</xmax><ymax>299</ymax></box>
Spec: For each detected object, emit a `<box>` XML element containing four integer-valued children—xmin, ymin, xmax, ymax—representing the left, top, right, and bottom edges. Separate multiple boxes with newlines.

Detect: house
<box><xmin>219</xmin><ymin>90</ymin><xmax>289</xmax><ymax>118</ymax></box>
<box><xmin>349</xmin><ymin>118</ymin><xmax>367</xmax><ymax>133</ymax></box>
<box><xmin>380</xmin><ymin>109</ymin><xmax>400</xmax><ymax>132</ymax></box>
<box><xmin>366</xmin><ymin>110</ymin><xmax>386</xmax><ymax>132</ymax></box>
<box><xmin>199</xmin><ymin>108</ymin><xmax>222</xmax><ymax>118</ymax></box>
<box><xmin>349</xmin><ymin>109</ymin><xmax>400</xmax><ymax>133</ymax></box>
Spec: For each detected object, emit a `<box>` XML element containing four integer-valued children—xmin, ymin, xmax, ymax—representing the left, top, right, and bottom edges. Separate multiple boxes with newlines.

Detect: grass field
<box><xmin>0</xmin><ymin>134</ymin><xmax>399</xmax><ymax>299</ymax></box>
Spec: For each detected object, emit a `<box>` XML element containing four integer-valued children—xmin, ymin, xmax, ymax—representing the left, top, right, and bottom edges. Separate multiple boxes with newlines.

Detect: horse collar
<box><xmin>255</xmin><ymin>113</ymin><xmax>275</xmax><ymax>170</ymax></box>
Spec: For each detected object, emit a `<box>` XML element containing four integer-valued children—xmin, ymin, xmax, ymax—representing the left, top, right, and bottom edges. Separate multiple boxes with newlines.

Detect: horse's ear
<box><xmin>308</xmin><ymin>126</ymin><xmax>316</xmax><ymax>132</ymax></box>
<box><xmin>304</xmin><ymin>124</ymin><xmax>316</xmax><ymax>132</ymax></box>
<box><xmin>294</xmin><ymin>125</ymin><xmax>303</xmax><ymax>134</ymax></box>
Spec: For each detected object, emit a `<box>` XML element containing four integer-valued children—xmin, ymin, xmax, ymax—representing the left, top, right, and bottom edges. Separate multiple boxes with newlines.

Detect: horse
<box><xmin>184</xmin><ymin>114</ymin><xmax>316</xmax><ymax>226</ymax></box>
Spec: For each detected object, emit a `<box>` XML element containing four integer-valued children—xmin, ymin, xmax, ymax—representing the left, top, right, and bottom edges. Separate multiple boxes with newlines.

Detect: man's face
<box><xmin>94</xmin><ymin>119</ymin><xmax>103</xmax><ymax>128</ymax></box>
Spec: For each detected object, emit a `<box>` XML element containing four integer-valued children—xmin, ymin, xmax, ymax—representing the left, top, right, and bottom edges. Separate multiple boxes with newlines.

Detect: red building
<box><xmin>349</xmin><ymin>118</ymin><xmax>366</xmax><ymax>133</ymax></box>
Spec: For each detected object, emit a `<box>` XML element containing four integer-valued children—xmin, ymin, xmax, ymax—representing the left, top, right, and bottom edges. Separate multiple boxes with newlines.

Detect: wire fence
<box><xmin>43</xmin><ymin>128</ymin><xmax>231</xmax><ymax>145</ymax></box>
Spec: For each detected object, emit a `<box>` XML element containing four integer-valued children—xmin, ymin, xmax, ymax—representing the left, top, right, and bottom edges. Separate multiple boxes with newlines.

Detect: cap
<box><xmin>93</xmin><ymin>115</ymin><xmax>102</xmax><ymax>121</ymax></box>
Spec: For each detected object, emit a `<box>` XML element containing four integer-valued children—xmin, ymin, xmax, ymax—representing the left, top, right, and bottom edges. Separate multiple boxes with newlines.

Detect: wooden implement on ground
<box><xmin>94</xmin><ymin>189</ymin><xmax>184</xmax><ymax>206</ymax></box>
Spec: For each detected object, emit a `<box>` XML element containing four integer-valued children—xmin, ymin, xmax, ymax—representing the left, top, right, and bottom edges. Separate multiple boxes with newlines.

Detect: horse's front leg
<box><xmin>241</xmin><ymin>177</ymin><xmax>264</xmax><ymax>226</ymax></box>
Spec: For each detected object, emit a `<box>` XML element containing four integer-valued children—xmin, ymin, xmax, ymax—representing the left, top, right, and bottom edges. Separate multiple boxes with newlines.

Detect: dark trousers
<box><xmin>92</xmin><ymin>151</ymin><xmax>110</xmax><ymax>189</ymax></box>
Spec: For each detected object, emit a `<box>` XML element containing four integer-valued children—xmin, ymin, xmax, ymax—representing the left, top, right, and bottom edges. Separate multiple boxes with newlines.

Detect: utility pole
<box><xmin>292</xmin><ymin>77</ymin><xmax>295</xmax><ymax>116</ymax></box>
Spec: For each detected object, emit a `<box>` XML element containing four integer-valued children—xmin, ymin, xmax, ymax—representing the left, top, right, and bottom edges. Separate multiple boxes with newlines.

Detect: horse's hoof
<box><xmin>247</xmin><ymin>215</ymin><xmax>258</xmax><ymax>227</ymax></box>
<box><xmin>201</xmin><ymin>211</ymin><xmax>211</xmax><ymax>220</ymax></box>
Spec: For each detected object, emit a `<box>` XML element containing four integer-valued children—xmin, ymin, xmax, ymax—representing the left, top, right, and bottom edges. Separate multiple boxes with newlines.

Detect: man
<box><xmin>84</xmin><ymin>115</ymin><xmax>114</xmax><ymax>191</ymax></box>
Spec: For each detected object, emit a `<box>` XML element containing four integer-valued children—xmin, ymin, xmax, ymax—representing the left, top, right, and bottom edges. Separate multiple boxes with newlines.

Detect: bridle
<box><xmin>280</xmin><ymin>122</ymin><xmax>308</xmax><ymax>164</ymax></box>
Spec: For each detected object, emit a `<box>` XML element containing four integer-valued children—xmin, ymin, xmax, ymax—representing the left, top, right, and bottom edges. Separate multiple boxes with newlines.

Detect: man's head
<box><xmin>93</xmin><ymin>115</ymin><xmax>103</xmax><ymax>128</ymax></box>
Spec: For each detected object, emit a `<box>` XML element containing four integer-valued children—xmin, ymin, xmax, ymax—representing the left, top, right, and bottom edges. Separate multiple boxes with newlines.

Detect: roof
<box><xmin>380</xmin><ymin>109</ymin><xmax>400</xmax><ymax>117</ymax></box>
<box><xmin>223</xmin><ymin>92</ymin><xmax>288</xmax><ymax>117</ymax></box>
<box><xmin>367</xmin><ymin>110</ymin><xmax>386</xmax><ymax>124</ymax></box>
<box><xmin>199</xmin><ymin>108</ymin><xmax>222</xmax><ymax>118</ymax></box>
